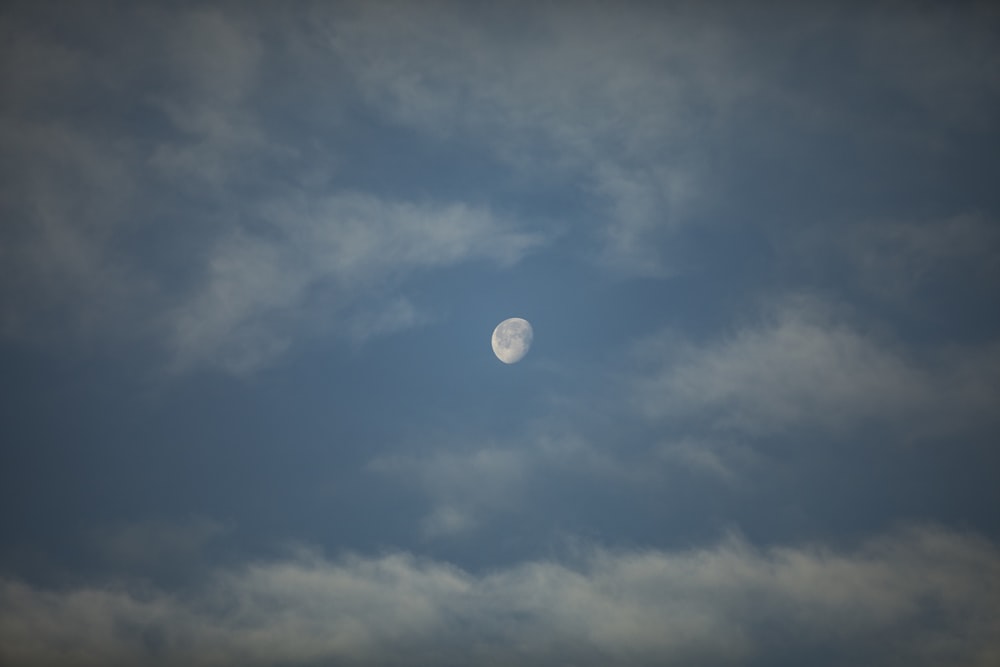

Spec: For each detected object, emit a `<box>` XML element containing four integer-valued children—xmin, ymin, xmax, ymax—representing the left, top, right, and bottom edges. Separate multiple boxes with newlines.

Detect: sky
<box><xmin>1</xmin><ymin>2</ymin><xmax>999</xmax><ymax>665</ymax></box>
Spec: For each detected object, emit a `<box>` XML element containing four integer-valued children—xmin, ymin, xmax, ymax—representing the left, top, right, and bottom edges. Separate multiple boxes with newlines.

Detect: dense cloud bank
<box><xmin>3</xmin><ymin>525</ymin><xmax>998</xmax><ymax>667</ymax></box>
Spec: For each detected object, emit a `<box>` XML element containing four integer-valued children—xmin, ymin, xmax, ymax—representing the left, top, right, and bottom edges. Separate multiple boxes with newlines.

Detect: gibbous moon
<box><xmin>492</xmin><ymin>317</ymin><xmax>533</xmax><ymax>364</ymax></box>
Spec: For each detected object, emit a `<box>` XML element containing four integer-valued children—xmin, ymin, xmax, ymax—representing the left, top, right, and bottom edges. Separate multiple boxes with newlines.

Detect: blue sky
<box><xmin>2</xmin><ymin>2</ymin><xmax>1000</xmax><ymax>665</ymax></box>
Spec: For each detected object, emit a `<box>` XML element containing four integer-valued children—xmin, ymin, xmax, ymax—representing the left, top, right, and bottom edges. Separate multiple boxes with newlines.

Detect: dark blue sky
<box><xmin>2</xmin><ymin>2</ymin><xmax>1000</xmax><ymax>665</ymax></box>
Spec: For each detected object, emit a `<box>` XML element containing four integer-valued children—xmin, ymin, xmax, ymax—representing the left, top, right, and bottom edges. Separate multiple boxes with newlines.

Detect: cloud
<box><xmin>2</xmin><ymin>525</ymin><xmax>998</xmax><ymax>666</ymax></box>
<box><xmin>633</xmin><ymin>294</ymin><xmax>1000</xmax><ymax>438</ymax></box>
<box><xmin>367</xmin><ymin>428</ymin><xmax>760</xmax><ymax>542</ymax></box>
<box><xmin>654</xmin><ymin>439</ymin><xmax>756</xmax><ymax>482</ymax></box>
<box><xmin>147</xmin><ymin>8</ymin><xmax>279</xmax><ymax>189</ymax></box>
<box><xmin>324</xmin><ymin>3</ymin><xmax>1000</xmax><ymax>275</ymax></box>
<box><xmin>322</xmin><ymin>3</ymin><xmax>755</xmax><ymax>274</ymax></box>
<box><xmin>166</xmin><ymin>193</ymin><xmax>543</xmax><ymax>373</ymax></box>
<box><xmin>0</xmin><ymin>116</ymin><xmax>142</xmax><ymax>339</ymax></box>
<box><xmin>345</xmin><ymin>296</ymin><xmax>425</xmax><ymax>343</ymax></box>
<box><xmin>91</xmin><ymin>518</ymin><xmax>228</xmax><ymax>573</ymax></box>
<box><xmin>370</xmin><ymin>446</ymin><xmax>529</xmax><ymax>538</ymax></box>
<box><xmin>849</xmin><ymin>4</ymin><xmax>1000</xmax><ymax>131</ymax></box>
<box><xmin>4</xmin><ymin>4</ymin><xmax>996</xmax><ymax>363</ymax></box>
<box><xmin>2</xmin><ymin>7</ymin><xmax>551</xmax><ymax>372</ymax></box>
<box><xmin>0</xmin><ymin>6</ymin><xmax>265</xmax><ymax>341</ymax></box>
<box><xmin>789</xmin><ymin>213</ymin><xmax>1000</xmax><ymax>303</ymax></box>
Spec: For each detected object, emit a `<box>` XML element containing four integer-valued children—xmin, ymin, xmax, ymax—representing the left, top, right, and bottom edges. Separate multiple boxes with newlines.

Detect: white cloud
<box><xmin>2</xmin><ymin>525</ymin><xmax>998</xmax><ymax>666</ymax></box>
<box><xmin>633</xmin><ymin>294</ymin><xmax>1000</xmax><ymax>437</ymax></box>
<box><xmin>324</xmin><ymin>4</ymin><xmax>747</xmax><ymax>274</ymax></box>
<box><xmin>167</xmin><ymin>193</ymin><xmax>543</xmax><ymax>373</ymax></box>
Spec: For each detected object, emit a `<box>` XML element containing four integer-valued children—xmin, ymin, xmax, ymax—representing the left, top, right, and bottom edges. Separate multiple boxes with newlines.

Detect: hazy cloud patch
<box><xmin>370</xmin><ymin>446</ymin><xmax>529</xmax><ymax>539</ymax></box>
<box><xmin>0</xmin><ymin>117</ymin><xmax>143</xmax><ymax>339</ymax></box>
<box><xmin>789</xmin><ymin>213</ymin><xmax>1000</xmax><ymax>304</ymax></box>
<box><xmin>91</xmin><ymin>517</ymin><xmax>229</xmax><ymax>573</ymax></box>
<box><xmin>654</xmin><ymin>439</ymin><xmax>758</xmax><ymax>483</ymax></box>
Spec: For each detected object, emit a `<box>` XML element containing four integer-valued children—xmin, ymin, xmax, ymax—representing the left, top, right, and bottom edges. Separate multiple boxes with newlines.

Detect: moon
<box><xmin>492</xmin><ymin>317</ymin><xmax>533</xmax><ymax>364</ymax></box>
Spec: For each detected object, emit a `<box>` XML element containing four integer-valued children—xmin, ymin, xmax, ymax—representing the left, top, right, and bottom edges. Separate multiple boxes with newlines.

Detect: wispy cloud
<box><xmin>368</xmin><ymin>428</ymin><xmax>752</xmax><ymax>540</ymax></box>
<box><xmin>0</xmin><ymin>117</ymin><xmax>142</xmax><ymax>338</ymax></box>
<box><xmin>2</xmin><ymin>525</ymin><xmax>997</xmax><ymax>666</ymax></box>
<box><xmin>370</xmin><ymin>446</ymin><xmax>529</xmax><ymax>538</ymax></box>
<box><xmin>789</xmin><ymin>213</ymin><xmax>1000</xmax><ymax>303</ymax></box>
<box><xmin>654</xmin><ymin>439</ymin><xmax>756</xmax><ymax>482</ymax></box>
<box><xmin>323</xmin><ymin>3</ymin><xmax>753</xmax><ymax>274</ymax></box>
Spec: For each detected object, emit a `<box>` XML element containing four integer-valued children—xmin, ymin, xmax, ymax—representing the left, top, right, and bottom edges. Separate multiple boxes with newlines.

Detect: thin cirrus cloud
<box><xmin>1</xmin><ymin>525</ymin><xmax>997</xmax><ymax>667</ymax></box>
<box><xmin>784</xmin><ymin>213</ymin><xmax>1000</xmax><ymax>305</ymax></box>
<box><xmin>369</xmin><ymin>446</ymin><xmax>529</xmax><ymax>538</ymax></box>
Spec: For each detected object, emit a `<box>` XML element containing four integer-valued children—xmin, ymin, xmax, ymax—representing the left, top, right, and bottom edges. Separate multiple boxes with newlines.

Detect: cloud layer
<box><xmin>2</xmin><ymin>5</ymin><xmax>998</xmax><ymax>667</ymax></box>
<box><xmin>2</xmin><ymin>525</ymin><xmax>997</xmax><ymax>667</ymax></box>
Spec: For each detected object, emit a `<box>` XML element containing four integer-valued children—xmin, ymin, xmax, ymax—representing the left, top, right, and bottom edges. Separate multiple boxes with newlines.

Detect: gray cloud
<box><xmin>0</xmin><ymin>7</ymin><xmax>259</xmax><ymax>341</ymax></box>
<box><xmin>324</xmin><ymin>3</ymin><xmax>1000</xmax><ymax>275</ymax></box>
<box><xmin>654</xmin><ymin>438</ymin><xmax>757</xmax><ymax>483</ymax></box>
<box><xmin>147</xmin><ymin>8</ymin><xmax>283</xmax><ymax>189</ymax></box>
<box><xmin>1</xmin><ymin>6</ymin><xmax>550</xmax><ymax>372</ymax></box>
<box><xmin>809</xmin><ymin>213</ymin><xmax>999</xmax><ymax>302</ymax></box>
<box><xmin>0</xmin><ymin>117</ymin><xmax>143</xmax><ymax>339</ymax></box>
<box><xmin>370</xmin><ymin>446</ymin><xmax>529</xmax><ymax>538</ymax></box>
<box><xmin>2</xmin><ymin>525</ymin><xmax>998</xmax><ymax>666</ymax></box>
<box><xmin>91</xmin><ymin>517</ymin><xmax>228</xmax><ymax>572</ymax></box>
<box><xmin>4</xmin><ymin>4</ymin><xmax>996</xmax><ymax>364</ymax></box>
<box><xmin>848</xmin><ymin>4</ymin><xmax>1000</xmax><ymax>131</ymax></box>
